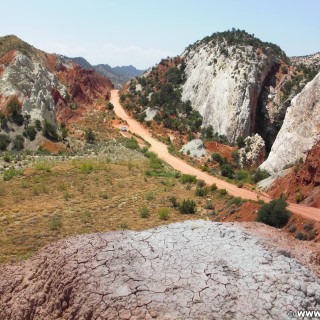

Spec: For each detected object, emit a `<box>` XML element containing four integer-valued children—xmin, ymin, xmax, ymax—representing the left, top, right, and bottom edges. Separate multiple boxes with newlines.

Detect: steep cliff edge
<box><xmin>260</xmin><ymin>72</ymin><xmax>320</xmax><ymax>173</ymax></box>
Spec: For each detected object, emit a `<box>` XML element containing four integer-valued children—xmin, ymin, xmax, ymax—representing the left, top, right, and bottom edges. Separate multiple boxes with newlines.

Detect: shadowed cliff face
<box><xmin>0</xmin><ymin>220</ymin><xmax>319</xmax><ymax>320</ymax></box>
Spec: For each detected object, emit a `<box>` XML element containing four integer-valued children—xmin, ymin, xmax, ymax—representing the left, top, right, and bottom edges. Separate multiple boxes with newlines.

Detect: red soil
<box><xmin>204</xmin><ymin>141</ymin><xmax>237</xmax><ymax>162</ymax></box>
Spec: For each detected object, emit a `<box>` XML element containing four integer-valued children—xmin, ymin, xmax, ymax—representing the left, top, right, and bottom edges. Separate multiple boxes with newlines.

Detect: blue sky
<box><xmin>1</xmin><ymin>0</ymin><xmax>319</xmax><ymax>69</ymax></box>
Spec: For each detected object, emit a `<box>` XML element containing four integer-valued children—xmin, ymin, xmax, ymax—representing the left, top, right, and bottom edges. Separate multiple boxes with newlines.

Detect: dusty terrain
<box><xmin>111</xmin><ymin>90</ymin><xmax>320</xmax><ymax>222</ymax></box>
<box><xmin>0</xmin><ymin>220</ymin><xmax>319</xmax><ymax>320</ymax></box>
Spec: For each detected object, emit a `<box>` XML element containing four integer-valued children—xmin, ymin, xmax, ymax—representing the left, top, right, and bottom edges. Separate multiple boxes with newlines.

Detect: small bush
<box><xmin>107</xmin><ymin>102</ymin><xmax>114</xmax><ymax>110</ymax></box>
<box><xmin>99</xmin><ymin>191</ymin><xmax>108</xmax><ymax>199</ymax></box>
<box><xmin>179</xmin><ymin>199</ymin><xmax>197</xmax><ymax>214</ymax></box>
<box><xmin>257</xmin><ymin>198</ymin><xmax>290</xmax><ymax>228</ymax></box>
<box><xmin>34</xmin><ymin>162</ymin><xmax>52</xmax><ymax>172</ymax></box>
<box><xmin>210</xmin><ymin>183</ymin><xmax>217</xmax><ymax>192</ymax></box>
<box><xmin>158</xmin><ymin>207</ymin><xmax>169</xmax><ymax>220</ymax></box>
<box><xmin>35</xmin><ymin>119</ymin><xmax>42</xmax><ymax>131</ymax></box>
<box><xmin>3</xmin><ymin>154</ymin><xmax>12</xmax><ymax>163</ymax></box>
<box><xmin>288</xmin><ymin>225</ymin><xmax>297</xmax><ymax>233</ymax></box>
<box><xmin>0</xmin><ymin>134</ymin><xmax>10</xmax><ymax>151</ymax></box>
<box><xmin>125</xmin><ymin>137</ymin><xmax>139</xmax><ymax>149</ymax></box>
<box><xmin>168</xmin><ymin>196</ymin><xmax>179</xmax><ymax>208</ymax></box>
<box><xmin>12</xmin><ymin>135</ymin><xmax>24</xmax><ymax>151</ymax></box>
<box><xmin>211</xmin><ymin>152</ymin><xmax>224</xmax><ymax>165</ymax></box>
<box><xmin>79</xmin><ymin>162</ymin><xmax>94</xmax><ymax>174</ymax></box>
<box><xmin>295</xmin><ymin>193</ymin><xmax>305</xmax><ymax>203</ymax></box>
<box><xmin>197</xmin><ymin>179</ymin><xmax>206</xmax><ymax>188</ymax></box>
<box><xmin>24</xmin><ymin>125</ymin><xmax>37</xmax><ymax>141</ymax></box>
<box><xmin>50</xmin><ymin>215</ymin><xmax>62</xmax><ymax>230</ymax></box>
<box><xmin>195</xmin><ymin>187</ymin><xmax>209</xmax><ymax>197</ymax></box>
<box><xmin>303</xmin><ymin>223</ymin><xmax>313</xmax><ymax>232</ymax></box>
<box><xmin>221</xmin><ymin>164</ymin><xmax>234</xmax><ymax>179</ymax></box>
<box><xmin>3</xmin><ymin>167</ymin><xmax>23</xmax><ymax>181</ymax></box>
<box><xmin>119</xmin><ymin>223</ymin><xmax>129</xmax><ymax>230</ymax></box>
<box><xmin>253</xmin><ymin>169</ymin><xmax>270</xmax><ymax>183</ymax></box>
<box><xmin>140</xmin><ymin>205</ymin><xmax>150</xmax><ymax>218</ymax></box>
<box><xmin>42</xmin><ymin>120</ymin><xmax>59</xmax><ymax>141</ymax></box>
<box><xmin>295</xmin><ymin>232</ymin><xmax>307</xmax><ymax>241</ymax></box>
<box><xmin>145</xmin><ymin>191</ymin><xmax>154</xmax><ymax>200</ymax></box>
<box><xmin>180</xmin><ymin>174</ymin><xmax>197</xmax><ymax>184</ymax></box>
<box><xmin>85</xmin><ymin>128</ymin><xmax>95</xmax><ymax>143</ymax></box>
<box><xmin>217</xmin><ymin>188</ymin><xmax>228</xmax><ymax>196</ymax></box>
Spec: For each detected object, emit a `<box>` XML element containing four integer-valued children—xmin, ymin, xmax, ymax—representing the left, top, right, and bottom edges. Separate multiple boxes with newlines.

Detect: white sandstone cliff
<box><xmin>0</xmin><ymin>52</ymin><xmax>67</xmax><ymax>124</ymax></box>
<box><xmin>260</xmin><ymin>72</ymin><xmax>320</xmax><ymax>174</ymax></box>
<box><xmin>181</xmin><ymin>42</ymin><xmax>273</xmax><ymax>142</ymax></box>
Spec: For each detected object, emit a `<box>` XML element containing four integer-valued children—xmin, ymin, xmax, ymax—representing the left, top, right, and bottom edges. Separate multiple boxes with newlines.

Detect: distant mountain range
<box><xmin>63</xmin><ymin>56</ymin><xmax>144</xmax><ymax>89</ymax></box>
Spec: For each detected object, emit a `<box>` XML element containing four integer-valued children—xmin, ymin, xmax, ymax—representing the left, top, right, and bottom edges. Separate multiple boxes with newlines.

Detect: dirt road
<box><xmin>111</xmin><ymin>90</ymin><xmax>320</xmax><ymax>222</ymax></box>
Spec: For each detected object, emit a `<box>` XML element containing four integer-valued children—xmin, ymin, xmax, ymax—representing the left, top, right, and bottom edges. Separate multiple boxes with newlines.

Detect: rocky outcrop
<box><xmin>0</xmin><ymin>51</ymin><xmax>66</xmax><ymax>124</ymax></box>
<box><xmin>239</xmin><ymin>133</ymin><xmax>266</xmax><ymax>167</ymax></box>
<box><xmin>181</xmin><ymin>42</ymin><xmax>273</xmax><ymax>142</ymax></box>
<box><xmin>260</xmin><ymin>72</ymin><xmax>320</xmax><ymax>174</ymax></box>
<box><xmin>0</xmin><ymin>35</ymin><xmax>114</xmax><ymax>127</ymax></box>
<box><xmin>0</xmin><ymin>220</ymin><xmax>319</xmax><ymax>320</ymax></box>
<box><xmin>180</xmin><ymin>139</ymin><xmax>208</xmax><ymax>158</ymax></box>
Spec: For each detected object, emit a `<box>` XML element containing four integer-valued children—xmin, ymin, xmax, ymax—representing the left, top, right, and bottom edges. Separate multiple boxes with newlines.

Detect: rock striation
<box><xmin>0</xmin><ymin>220</ymin><xmax>319</xmax><ymax>320</ymax></box>
<box><xmin>260</xmin><ymin>72</ymin><xmax>320</xmax><ymax>173</ymax></box>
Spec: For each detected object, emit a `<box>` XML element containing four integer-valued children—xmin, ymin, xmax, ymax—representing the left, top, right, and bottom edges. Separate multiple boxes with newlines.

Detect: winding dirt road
<box><xmin>111</xmin><ymin>90</ymin><xmax>320</xmax><ymax>222</ymax></box>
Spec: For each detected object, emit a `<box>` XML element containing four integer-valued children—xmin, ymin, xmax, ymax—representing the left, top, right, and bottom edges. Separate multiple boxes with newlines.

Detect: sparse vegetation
<box><xmin>158</xmin><ymin>207</ymin><xmax>169</xmax><ymax>220</ymax></box>
<box><xmin>180</xmin><ymin>174</ymin><xmax>197</xmax><ymax>184</ymax></box>
<box><xmin>179</xmin><ymin>199</ymin><xmax>197</xmax><ymax>214</ymax></box>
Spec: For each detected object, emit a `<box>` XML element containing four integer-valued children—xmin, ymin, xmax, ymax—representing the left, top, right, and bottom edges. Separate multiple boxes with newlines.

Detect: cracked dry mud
<box><xmin>0</xmin><ymin>221</ymin><xmax>319</xmax><ymax>320</ymax></box>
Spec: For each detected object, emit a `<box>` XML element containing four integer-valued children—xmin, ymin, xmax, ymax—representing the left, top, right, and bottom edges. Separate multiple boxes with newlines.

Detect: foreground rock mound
<box><xmin>0</xmin><ymin>221</ymin><xmax>319</xmax><ymax>320</ymax></box>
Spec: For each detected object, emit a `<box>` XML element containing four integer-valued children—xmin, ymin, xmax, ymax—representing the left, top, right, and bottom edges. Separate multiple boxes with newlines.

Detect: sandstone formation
<box><xmin>180</xmin><ymin>139</ymin><xmax>208</xmax><ymax>158</ymax></box>
<box><xmin>0</xmin><ymin>221</ymin><xmax>319</xmax><ymax>320</ymax></box>
<box><xmin>260</xmin><ymin>72</ymin><xmax>320</xmax><ymax>174</ymax></box>
<box><xmin>0</xmin><ymin>35</ymin><xmax>113</xmax><ymax>126</ymax></box>
<box><xmin>181</xmin><ymin>42</ymin><xmax>273</xmax><ymax>142</ymax></box>
<box><xmin>0</xmin><ymin>51</ymin><xmax>65</xmax><ymax>124</ymax></box>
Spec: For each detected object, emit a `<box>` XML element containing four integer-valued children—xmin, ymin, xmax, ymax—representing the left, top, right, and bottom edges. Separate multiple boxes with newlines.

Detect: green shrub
<box><xmin>295</xmin><ymin>232</ymin><xmax>307</xmax><ymax>241</ymax></box>
<box><xmin>3</xmin><ymin>167</ymin><xmax>23</xmax><ymax>181</ymax></box>
<box><xmin>125</xmin><ymin>137</ymin><xmax>139</xmax><ymax>150</ymax></box>
<box><xmin>24</xmin><ymin>125</ymin><xmax>37</xmax><ymax>141</ymax></box>
<box><xmin>211</xmin><ymin>152</ymin><xmax>224</xmax><ymax>165</ymax></box>
<box><xmin>85</xmin><ymin>128</ymin><xmax>95</xmax><ymax>143</ymax></box>
<box><xmin>79</xmin><ymin>161</ymin><xmax>94</xmax><ymax>174</ymax></box>
<box><xmin>107</xmin><ymin>102</ymin><xmax>114</xmax><ymax>110</ymax></box>
<box><xmin>99</xmin><ymin>191</ymin><xmax>108</xmax><ymax>199</ymax></box>
<box><xmin>180</xmin><ymin>174</ymin><xmax>197</xmax><ymax>184</ymax></box>
<box><xmin>7</xmin><ymin>97</ymin><xmax>24</xmax><ymax>125</ymax></box>
<box><xmin>303</xmin><ymin>223</ymin><xmax>313</xmax><ymax>232</ymax></box>
<box><xmin>0</xmin><ymin>134</ymin><xmax>10</xmax><ymax>151</ymax></box>
<box><xmin>253</xmin><ymin>169</ymin><xmax>270</xmax><ymax>183</ymax></box>
<box><xmin>295</xmin><ymin>193</ymin><xmax>305</xmax><ymax>203</ymax></box>
<box><xmin>195</xmin><ymin>187</ymin><xmax>209</xmax><ymax>197</ymax></box>
<box><xmin>140</xmin><ymin>205</ymin><xmax>150</xmax><ymax>218</ymax></box>
<box><xmin>217</xmin><ymin>188</ymin><xmax>228</xmax><ymax>196</ymax></box>
<box><xmin>42</xmin><ymin>120</ymin><xmax>59</xmax><ymax>141</ymax></box>
<box><xmin>221</xmin><ymin>164</ymin><xmax>234</xmax><ymax>179</ymax></box>
<box><xmin>145</xmin><ymin>191</ymin><xmax>154</xmax><ymax>200</ymax></box>
<box><xmin>0</xmin><ymin>112</ymin><xmax>7</xmax><ymax>128</ymax></box>
<box><xmin>288</xmin><ymin>225</ymin><xmax>297</xmax><ymax>233</ymax></box>
<box><xmin>158</xmin><ymin>207</ymin><xmax>169</xmax><ymax>220</ymax></box>
<box><xmin>35</xmin><ymin>119</ymin><xmax>42</xmax><ymax>131</ymax></box>
<box><xmin>168</xmin><ymin>196</ymin><xmax>179</xmax><ymax>208</ymax></box>
<box><xmin>197</xmin><ymin>179</ymin><xmax>206</xmax><ymax>188</ymax></box>
<box><xmin>257</xmin><ymin>198</ymin><xmax>290</xmax><ymax>228</ymax></box>
<box><xmin>3</xmin><ymin>153</ymin><xmax>12</xmax><ymax>163</ymax></box>
<box><xmin>210</xmin><ymin>183</ymin><xmax>217</xmax><ymax>192</ymax></box>
<box><xmin>179</xmin><ymin>199</ymin><xmax>196</xmax><ymax>214</ymax></box>
<box><xmin>35</xmin><ymin>162</ymin><xmax>52</xmax><ymax>172</ymax></box>
<box><xmin>50</xmin><ymin>215</ymin><xmax>62</xmax><ymax>230</ymax></box>
<box><xmin>12</xmin><ymin>135</ymin><xmax>24</xmax><ymax>151</ymax></box>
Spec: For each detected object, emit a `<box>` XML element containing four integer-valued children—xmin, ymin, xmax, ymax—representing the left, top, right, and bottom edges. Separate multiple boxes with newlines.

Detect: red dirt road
<box><xmin>111</xmin><ymin>90</ymin><xmax>320</xmax><ymax>222</ymax></box>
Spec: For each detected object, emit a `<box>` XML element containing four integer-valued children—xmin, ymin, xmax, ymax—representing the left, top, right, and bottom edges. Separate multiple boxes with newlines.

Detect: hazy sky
<box><xmin>1</xmin><ymin>0</ymin><xmax>319</xmax><ymax>69</ymax></box>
